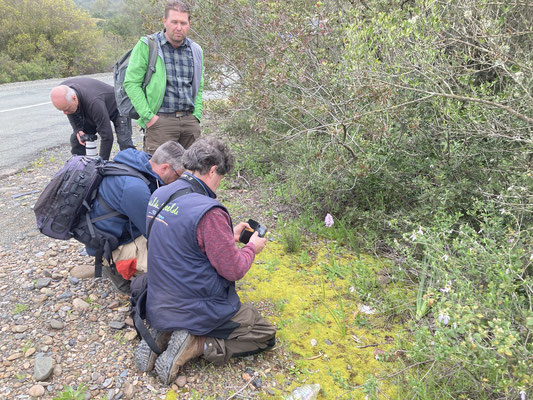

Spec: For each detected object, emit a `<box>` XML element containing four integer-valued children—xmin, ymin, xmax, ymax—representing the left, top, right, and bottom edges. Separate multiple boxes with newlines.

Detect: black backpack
<box><xmin>113</xmin><ymin>34</ymin><xmax>158</xmax><ymax>120</ymax></box>
<box><xmin>34</xmin><ymin>155</ymin><xmax>150</xmax><ymax>277</ymax></box>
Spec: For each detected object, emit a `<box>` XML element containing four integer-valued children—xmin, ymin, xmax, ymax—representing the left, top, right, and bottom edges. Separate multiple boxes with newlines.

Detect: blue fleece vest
<box><xmin>145</xmin><ymin>178</ymin><xmax>241</xmax><ymax>335</ymax></box>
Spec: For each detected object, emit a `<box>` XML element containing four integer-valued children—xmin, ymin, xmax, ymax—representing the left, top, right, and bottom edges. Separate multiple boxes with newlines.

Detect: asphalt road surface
<box><xmin>0</xmin><ymin>74</ymin><xmax>114</xmax><ymax>177</ymax></box>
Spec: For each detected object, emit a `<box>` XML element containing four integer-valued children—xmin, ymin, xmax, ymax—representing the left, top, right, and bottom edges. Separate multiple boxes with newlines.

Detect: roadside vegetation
<box><xmin>193</xmin><ymin>1</ymin><xmax>532</xmax><ymax>398</ymax></box>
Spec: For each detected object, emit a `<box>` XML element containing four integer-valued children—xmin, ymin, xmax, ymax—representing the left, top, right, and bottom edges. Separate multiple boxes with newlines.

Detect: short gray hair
<box><xmin>64</xmin><ymin>86</ymin><xmax>76</xmax><ymax>103</ymax></box>
<box><xmin>151</xmin><ymin>141</ymin><xmax>185</xmax><ymax>171</ymax></box>
<box><xmin>182</xmin><ymin>137</ymin><xmax>234</xmax><ymax>175</ymax></box>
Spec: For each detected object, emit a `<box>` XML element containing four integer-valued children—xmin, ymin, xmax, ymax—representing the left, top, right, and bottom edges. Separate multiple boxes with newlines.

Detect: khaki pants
<box><xmin>144</xmin><ymin>113</ymin><xmax>200</xmax><ymax>154</ymax></box>
<box><xmin>103</xmin><ymin>236</ymin><xmax>148</xmax><ymax>280</ymax></box>
<box><xmin>203</xmin><ymin>303</ymin><xmax>276</xmax><ymax>365</ymax></box>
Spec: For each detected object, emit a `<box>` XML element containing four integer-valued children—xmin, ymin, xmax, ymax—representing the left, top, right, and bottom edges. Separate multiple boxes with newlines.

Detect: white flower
<box><xmin>359</xmin><ymin>304</ymin><xmax>376</xmax><ymax>315</ymax></box>
<box><xmin>417</xmin><ymin>226</ymin><xmax>424</xmax><ymax>235</ymax></box>
<box><xmin>324</xmin><ymin>213</ymin><xmax>334</xmax><ymax>227</ymax></box>
<box><xmin>442</xmin><ymin>254</ymin><xmax>449</xmax><ymax>262</ymax></box>
<box><xmin>410</xmin><ymin>233</ymin><xmax>417</xmax><ymax>241</ymax></box>
<box><xmin>349</xmin><ymin>286</ymin><xmax>355</xmax><ymax>293</ymax></box>
<box><xmin>520</xmin><ymin>391</ymin><xmax>526</xmax><ymax>400</ymax></box>
<box><xmin>310</xmin><ymin>339</ymin><xmax>317</xmax><ymax>346</ymax></box>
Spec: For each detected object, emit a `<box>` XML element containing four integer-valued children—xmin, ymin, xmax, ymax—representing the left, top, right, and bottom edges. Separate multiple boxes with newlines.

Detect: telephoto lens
<box><xmin>85</xmin><ymin>139</ymin><xmax>98</xmax><ymax>158</ymax></box>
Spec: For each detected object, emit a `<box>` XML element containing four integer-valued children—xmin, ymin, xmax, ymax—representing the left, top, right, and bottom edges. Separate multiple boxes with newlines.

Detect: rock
<box><xmin>252</xmin><ymin>377</ymin><xmax>262</xmax><ymax>388</ymax></box>
<box><xmin>70</xmin><ymin>265</ymin><xmax>94</xmax><ymax>279</ymax></box>
<box><xmin>123</xmin><ymin>382</ymin><xmax>135</xmax><ymax>399</ymax></box>
<box><xmin>50</xmin><ymin>320</ymin><xmax>64</xmax><ymax>330</ymax></box>
<box><xmin>28</xmin><ymin>384</ymin><xmax>45</xmax><ymax>397</ymax></box>
<box><xmin>7</xmin><ymin>352</ymin><xmax>22</xmax><ymax>361</ymax></box>
<box><xmin>73</xmin><ymin>298</ymin><xmax>90</xmax><ymax>311</ymax></box>
<box><xmin>34</xmin><ymin>356</ymin><xmax>53</xmax><ymax>381</ymax></box>
<box><xmin>25</xmin><ymin>348</ymin><xmax>36</xmax><ymax>357</ymax></box>
<box><xmin>103</xmin><ymin>377</ymin><xmax>113</xmax><ymax>388</ymax></box>
<box><xmin>53</xmin><ymin>364</ymin><xmax>62</xmax><ymax>377</ymax></box>
<box><xmin>109</xmin><ymin>321</ymin><xmax>126</xmax><ymax>330</ymax></box>
<box><xmin>124</xmin><ymin>331</ymin><xmax>137</xmax><ymax>341</ymax></box>
<box><xmin>124</xmin><ymin>317</ymin><xmax>134</xmax><ymax>327</ymax></box>
<box><xmin>68</xmin><ymin>277</ymin><xmax>79</xmax><ymax>285</ymax></box>
<box><xmin>12</xmin><ymin>325</ymin><xmax>28</xmax><ymax>333</ymax></box>
<box><xmin>35</xmin><ymin>278</ymin><xmax>52</xmax><ymax>289</ymax></box>
<box><xmin>41</xmin><ymin>336</ymin><xmax>53</xmax><ymax>345</ymax></box>
<box><xmin>175</xmin><ymin>375</ymin><xmax>187</xmax><ymax>387</ymax></box>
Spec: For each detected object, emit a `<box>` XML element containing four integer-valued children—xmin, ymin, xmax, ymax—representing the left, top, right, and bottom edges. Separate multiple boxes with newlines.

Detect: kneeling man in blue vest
<box><xmin>130</xmin><ymin>136</ymin><xmax>275</xmax><ymax>384</ymax></box>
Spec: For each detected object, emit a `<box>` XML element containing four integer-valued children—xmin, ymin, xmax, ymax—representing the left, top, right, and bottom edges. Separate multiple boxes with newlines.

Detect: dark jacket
<box><xmin>145</xmin><ymin>177</ymin><xmax>240</xmax><ymax>335</ymax></box>
<box><xmin>86</xmin><ymin>148</ymin><xmax>162</xmax><ymax>256</ymax></box>
<box><xmin>63</xmin><ymin>77</ymin><xmax>119</xmax><ymax>160</ymax></box>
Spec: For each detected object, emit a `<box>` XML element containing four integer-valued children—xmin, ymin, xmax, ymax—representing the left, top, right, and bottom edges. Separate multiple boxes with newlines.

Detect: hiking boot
<box><xmin>102</xmin><ymin>265</ymin><xmax>131</xmax><ymax>295</ymax></box>
<box><xmin>134</xmin><ymin>329</ymin><xmax>172</xmax><ymax>372</ymax></box>
<box><xmin>155</xmin><ymin>330</ymin><xmax>205</xmax><ymax>385</ymax></box>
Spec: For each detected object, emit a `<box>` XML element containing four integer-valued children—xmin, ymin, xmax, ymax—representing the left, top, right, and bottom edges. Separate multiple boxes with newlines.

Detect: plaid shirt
<box><xmin>157</xmin><ymin>30</ymin><xmax>194</xmax><ymax>113</ymax></box>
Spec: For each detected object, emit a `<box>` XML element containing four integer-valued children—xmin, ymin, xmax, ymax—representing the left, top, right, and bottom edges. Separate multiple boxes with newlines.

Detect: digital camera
<box><xmin>239</xmin><ymin>219</ymin><xmax>267</xmax><ymax>244</ymax></box>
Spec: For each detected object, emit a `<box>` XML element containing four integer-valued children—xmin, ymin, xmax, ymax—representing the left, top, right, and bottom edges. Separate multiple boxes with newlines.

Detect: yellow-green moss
<box><xmin>240</xmin><ymin>239</ymin><xmax>406</xmax><ymax>399</ymax></box>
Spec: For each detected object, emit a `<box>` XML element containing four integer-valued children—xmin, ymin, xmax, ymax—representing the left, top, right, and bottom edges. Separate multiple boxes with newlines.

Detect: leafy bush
<box><xmin>192</xmin><ymin>0</ymin><xmax>532</xmax><ymax>397</ymax></box>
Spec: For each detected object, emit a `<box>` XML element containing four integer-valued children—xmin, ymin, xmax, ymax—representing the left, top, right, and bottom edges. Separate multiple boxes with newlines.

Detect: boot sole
<box><xmin>154</xmin><ymin>330</ymin><xmax>190</xmax><ymax>385</ymax></box>
<box><xmin>135</xmin><ymin>331</ymin><xmax>172</xmax><ymax>372</ymax></box>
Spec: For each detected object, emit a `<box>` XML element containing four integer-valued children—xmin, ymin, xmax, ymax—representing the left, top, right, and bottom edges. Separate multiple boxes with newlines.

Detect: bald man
<box><xmin>50</xmin><ymin>77</ymin><xmax>135</xmax><ymax>160</ymax></box>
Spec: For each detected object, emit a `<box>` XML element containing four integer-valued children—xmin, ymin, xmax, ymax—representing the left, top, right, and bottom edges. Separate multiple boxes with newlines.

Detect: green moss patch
<box><xmin>240</xmin><ymin>238</ymin><xmax>406</xmax><ymax>399</ymax></box>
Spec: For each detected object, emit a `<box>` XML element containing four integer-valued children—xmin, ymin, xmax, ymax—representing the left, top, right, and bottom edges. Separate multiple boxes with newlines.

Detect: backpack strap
<box><xmin>85</xmin><ymin>163</ymin><xmax>152</xmax><ymax>277</ymax></box>
<box><xmin>142</xmin><ymin>34</ymin><xmax>158</xmax><ymax>91</ymax></box>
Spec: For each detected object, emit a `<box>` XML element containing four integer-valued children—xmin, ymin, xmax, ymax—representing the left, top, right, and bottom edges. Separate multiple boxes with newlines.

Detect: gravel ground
<box><xmin>0</xmin><ymin>130</ymin><xmax>290</xmax><ymax>399</ymax></box>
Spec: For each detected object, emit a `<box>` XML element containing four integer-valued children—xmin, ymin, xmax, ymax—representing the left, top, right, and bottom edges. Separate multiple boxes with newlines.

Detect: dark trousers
<box><xmin>203</xmin><ymin>303</ymin><xmax>276</xmax><ymax>365</ymax></box>
<box><xmin>70</xmin><ymin>115</ymin><xmax>135</xmax><ymax>160</ymax></box>
<box><xmin>144</xmin><ymin>113</ymin><xmax>200</xmax><ymax>154</ymax></box>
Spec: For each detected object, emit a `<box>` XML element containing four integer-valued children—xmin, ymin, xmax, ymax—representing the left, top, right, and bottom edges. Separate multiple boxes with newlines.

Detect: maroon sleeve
<box><xmin>197</xmin><ymin>207</ymin><xmax>256</xmax><ymax>281</ymax></box>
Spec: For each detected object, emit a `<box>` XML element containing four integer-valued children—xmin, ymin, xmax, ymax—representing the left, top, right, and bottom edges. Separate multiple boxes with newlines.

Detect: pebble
<box><xmin>175</xmin><ymin>375</ymin><xmax>187</xmax><ymax>387</ymax></box>
<box><xmin>70</xmin><ymin>265</ymin><xmax>95</xmax><ymax>279</ymax></box>
<box><xmin>12</xmin><ymin>324</ymin><xmax>28</xmax><ymax>333</ymax></box>
<box><xmin>73</xmin><ymin>298</ymin><xmax>90</xmax><ymax>311</ymax></box>
<box><xmin>35</xmin><ymin>278</ymin><xmax>52</xmax><ymax>289</ymax></box>
<box><xmin>25</xmin><ymin>348</ymin><xmax>36</xmax><ymax>357</ymax></box>
<box><xmin>7</xmin><ymin>352</ymin><xmax>22</xmax><ymax>361</ymax></box>
<box><xmin>122</xmin><ymin>382</ymin><xmax>134</xmax><ymax>398</ymax></box>
<box><xmin>109</xmin><ymin>321</ymin><xmax>126</xmax><ymax>330</ymax></box>
<box><xmin>124</xmin><ymin>331</ymin><xmax>137</xmax><ymax>341</ymax></box>
<box><xmin>34</xmin><ymin>356</ymin><xmax>53</xmax><ymax>381</ymax></box>
<box><xmin>41</xmin><ymin>336</ymin><xmax>53</xmax><ymax>345</ymax></box>
<box><xmin>28</xmin><ymin>384</ymin><xmax>45</xmax><ymax>397</ymax></box>
<box><xmin>50</xmin><ymin>320</ymin><xmax>64</xmax><ymax>330</ymax></box>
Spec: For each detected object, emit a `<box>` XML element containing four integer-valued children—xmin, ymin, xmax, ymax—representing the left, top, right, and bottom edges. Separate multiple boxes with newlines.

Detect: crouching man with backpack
<box><xmin>136</xmin><ymin>137</ymin><xmax>276</xmax><ymax>384</ymax></box>
<box><xmin>87</xmin><ymin>141</ymin><xmax>185</xmax><ymax>294</ymax></box>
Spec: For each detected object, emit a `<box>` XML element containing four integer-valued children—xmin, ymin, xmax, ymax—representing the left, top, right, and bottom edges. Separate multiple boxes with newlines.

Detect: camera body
<box><xmin>80</xmin><ymin>133</ymin><xmax>98</xmax><ymax>158</ymax></box>
<box><xmin>239</xmin><ymin>219</ymin><xmax>267</xmax><ymax>244</ymax></box>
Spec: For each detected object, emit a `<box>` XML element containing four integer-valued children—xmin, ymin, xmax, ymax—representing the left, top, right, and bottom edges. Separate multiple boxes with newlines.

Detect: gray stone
<box><xmin>57</xmin><ymin>291</ymin><xmax>74</xmax><ymax>300</ymax></box>
<box><xmin>109</xmin><ymin>321</ymin><xmax>126</xmax><ymax>330</ymax></box>
<box><xmin>70</xmin><ymin>265</ymin><xmax>94</xmax><ymax>279</ymax></box>
<box><xmin>73</xmin><ymin>298</ymin><xmax>90</xmax><ymax>311</ymax></box>
<box><xmin>34</xmin><ymin>356</ymin><xmax>53</xmax><ymax>381</ymax></box>
<box><xmin>50</xmin><ymin>320</ymin><xmax>64</xmax><ymax>330</ymax></box>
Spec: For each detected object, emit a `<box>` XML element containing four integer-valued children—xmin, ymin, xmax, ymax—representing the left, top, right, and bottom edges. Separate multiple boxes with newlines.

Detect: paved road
<box><xmin>0</xmin><ymin>74</ymin><xmax>114</xmax><ymax>177</ymax></box>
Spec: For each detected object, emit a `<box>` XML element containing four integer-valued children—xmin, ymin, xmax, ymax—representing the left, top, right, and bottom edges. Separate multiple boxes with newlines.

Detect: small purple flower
<box><xmin>520</xmin><ymin>391</ymin><xmax>526</xmax><ymax>400</ymax></box>
<box><xmin>438</xmin><ymin>314</ymin><xmax>450</xmax><ymax>325</ymax></box>
<box><xmin>324</xmin><ymin>213</ymin><xmax>334</xmax><ymax>227</ymax></box>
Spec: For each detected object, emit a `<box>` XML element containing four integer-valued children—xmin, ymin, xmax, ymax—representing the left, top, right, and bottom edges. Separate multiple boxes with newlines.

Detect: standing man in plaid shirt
<box><xmin>124</xmin><ymin>0</ymin><xmax>204</xmax><ymax>154</ymax></box>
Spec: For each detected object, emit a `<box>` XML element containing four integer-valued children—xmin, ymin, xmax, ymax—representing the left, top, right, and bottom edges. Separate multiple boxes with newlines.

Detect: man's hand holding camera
<box><xmin>234</xmin><ymin>220</ymin><xmax>267</xmax><ymax>254</ymax></box>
